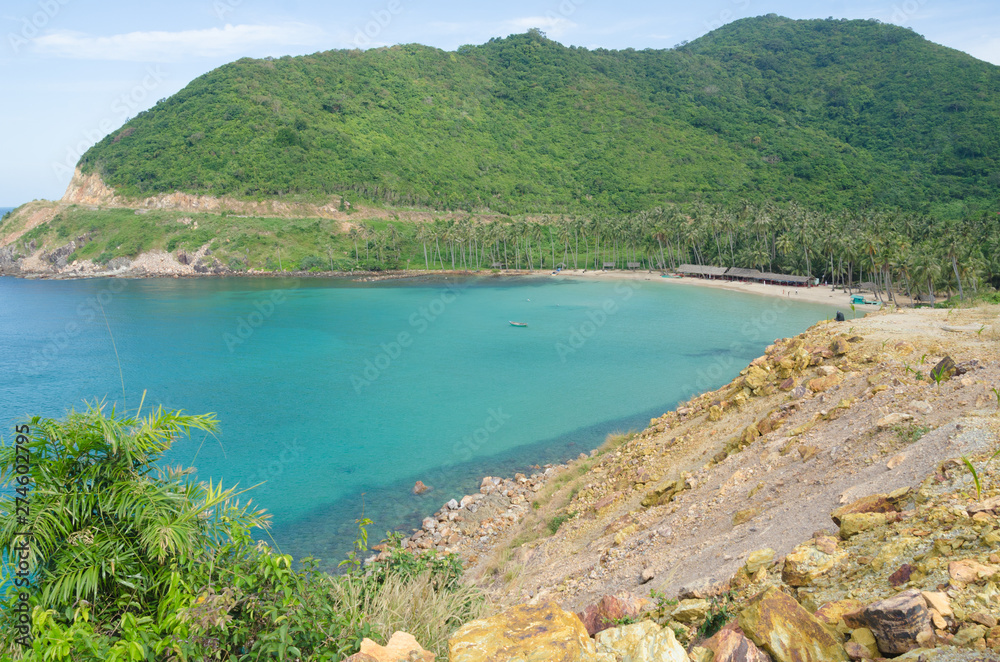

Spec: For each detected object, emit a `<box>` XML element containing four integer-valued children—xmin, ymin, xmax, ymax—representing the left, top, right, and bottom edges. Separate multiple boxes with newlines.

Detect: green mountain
<box><xmin>77</xmin><ymin>16</ymin><xmax>1000</xmax><ymax>217</ymax></box>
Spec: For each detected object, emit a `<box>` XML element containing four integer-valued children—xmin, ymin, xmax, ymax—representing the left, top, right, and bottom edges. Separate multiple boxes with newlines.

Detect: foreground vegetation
<box><xmin>0</xmin><ymin>403</ymin><xmax>487</xmax><ymax>661</ymax></box>
<box><xmin>77</xmin><ymin>18</ymin><xmax>1000</xmax><ymax>217</ymax></box>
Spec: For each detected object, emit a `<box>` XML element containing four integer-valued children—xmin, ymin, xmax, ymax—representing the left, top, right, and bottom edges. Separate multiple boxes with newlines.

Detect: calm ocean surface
<box><xmin>0</xmin><ymin>275</ymin><xmax>837</xmax><ymax>567</ymax></box>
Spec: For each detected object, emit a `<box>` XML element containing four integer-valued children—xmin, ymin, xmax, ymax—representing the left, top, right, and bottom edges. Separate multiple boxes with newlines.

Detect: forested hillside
<box><xmin>77</xmin><ymin>16</ymin><xmax>1000</xmax><ymax>217</ymax></box>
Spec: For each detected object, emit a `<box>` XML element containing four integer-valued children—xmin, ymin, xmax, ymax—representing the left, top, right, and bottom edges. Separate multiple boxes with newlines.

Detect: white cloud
<box><xmin>32</xmin><ymin>23</ymin><xmax>325</xmax><ymax>61</ymax></box>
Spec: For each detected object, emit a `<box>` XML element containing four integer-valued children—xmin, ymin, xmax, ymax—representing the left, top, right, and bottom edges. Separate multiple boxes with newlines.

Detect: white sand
<box><xmin>543</xmin><ymin>268</ymin><xmax>884</xmax><ymax>309</ymax></box>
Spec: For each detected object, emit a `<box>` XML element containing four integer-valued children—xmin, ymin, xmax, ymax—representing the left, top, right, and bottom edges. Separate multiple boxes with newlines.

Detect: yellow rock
<box><xmin>808</xmin><ymin>373</ymin><xmax>842</xmax><ymax>393</ymax></box>
<box><xmin>850</xmin><ymin>627</ymin><xmax>879</xmax><ymax>658</ymax></box>
<box><xmin>782</xmin><ymin>542</ymin><xmax>847</xmax><ymax>587</ymax></box>
<box><xmin>708</xmin><ymin>405</ymin><xmax>723</xmax><ymax>422</ymax></box>
<box><xmin>838</xmin><ymin>512</ymin><xmax>889</xmax><ymax>539</ymax></box>
<box><xmin>360</xmin><ymin>632</ymin><xmax>435</xmax><ymax>662</ymax></box>
<box><xmin>741</xmin><ymin>425</ymin><xmax>761</xmax><ymax>445</ymax></box>
<box><xmin>733</xmin><ymin>508</ymin><xmax>761</xmax><ymax>526</ymax></box>
<box><xmin>614</xmin><ymin>524</ymin><xmax>638</xmax><ymax>546</ymax></box>
<box><xmin>595</xmin><ymin>620</ymin><xmax>688</xmax><ymax>661</ymax></box>
<box><xmin>448</xmin><ymin>602</ymin><xmax>596</xmax><ymax>662</ymax></box>
<box><xmin>688</xmin><ymin>646</ymin><xmax>715</xmax><ymax>662</ymax></box>
<box><xmin>921</xmin><ymin>591</ymin><xmax>952</xmax><ymax>617</ymax></box>
<box><xmin>814</xmin><ymin>599</ymin><xmax>865</xmax><ymax>635</ymax></box>
<box><xmin>739</xmin><ymin>587</ymin><xmax>849</xmax><ymax>662</ymax></box>
<box><xmin>744</xmin><ymin>366</ymin><xmax>769</xmax><ymax>391</ymax></box>
<box><xmin>671</xmin><ymin>599</ymin><xmax>711</xmax><ymax>624</ymax></box>
<box><xmin>746</xmin><ymin>548</ymin><xmax>776</xmax><ymax>574</ymax></box>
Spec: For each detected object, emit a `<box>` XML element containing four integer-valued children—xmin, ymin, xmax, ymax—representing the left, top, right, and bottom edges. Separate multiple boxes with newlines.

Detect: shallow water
<box><xmin>0</xmin><ymin>275</ymin><xmax>837</xmax><ymax>567</ymax></box>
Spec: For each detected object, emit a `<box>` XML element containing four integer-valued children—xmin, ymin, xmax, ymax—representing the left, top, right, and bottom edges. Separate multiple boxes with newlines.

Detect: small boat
<box><xmin>661</xmin><ymin>273</ymin><xmax>682</xmax><ymax>279</ymax></box>
<box><xmin>509</xmin><ymin>321</ymin><xmax>528</xmax><ymax>327</ymax></box>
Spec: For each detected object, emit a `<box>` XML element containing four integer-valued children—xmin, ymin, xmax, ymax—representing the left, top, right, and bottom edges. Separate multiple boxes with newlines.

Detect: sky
<box><xmin>1</xmin><ymin>0</ymin><xmax>998</xmax><ymax>206</ymax></box>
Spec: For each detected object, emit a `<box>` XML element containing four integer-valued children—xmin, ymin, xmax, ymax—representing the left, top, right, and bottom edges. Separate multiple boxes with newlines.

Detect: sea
<box><xmin>0</xmin><ymin>275</ymin><xmax>838</xmax><ymax>568</ymax></box>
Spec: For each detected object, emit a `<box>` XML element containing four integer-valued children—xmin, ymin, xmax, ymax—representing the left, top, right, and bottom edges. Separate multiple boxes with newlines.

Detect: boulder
<box><xmin>738</xmin><ymin>586</ymin><xmax>849</xmax><ymax>662</ymax></box>
<box><xmin>831</xmin><ymin>494</ymin><xmax>898</xmax><ymax>525</ymax></box>
<box><xmin>814</xmin><ymin>600</ymin><xmax>865</xmax><ymax>636</ymax></box>
<box><xmin>746</xmin><ymin>549</ymin><xmax>775</xmax><ymax>574</ymax></box>
<box><xmin>744</xmin><ymin>366</ymin><xmax>769</xmax><ymax>391</ymax></box>
<box><xmin>949</xmin><ymin>559</ymin><xmax>998</xmax><ymax>584</ymax></box>
<box><xmin>702</xmin><ymin>622</ymin><xmax>773</xmax><ymax>662</ymax></box>
<box><xmin>412</xmin><ymin>480</ymin><xmax>431</xmax><ymax>495</ymax></box>
<box><xmin>343</xmin><ymin>654</ymin><xmax>379</xmax><ymax>662</ymax></box>
<box><xmin>782</xmin><ymin>541</ymin><xmax>847</xmax><ymax>587</ymax></box>
<box><xmin>838</xmin><ymin>512</ymin><xmax>890</xmax><ymax>539</ymax></box>
<box><xmin>577</xmin><ymin>592</ymin><xmax>650</xmax><ymax>637</ymax></box>
<box><xmin>807</xmin><ymin>373</ymin><xmax>841</xmax><ymax>393</ymax></box>
<box><xmin>830</xmin><ymin>337</ymin><xmax>850</xmax><ymax>356</ymax></box>
<box><xmin>930</xmin><ymin>355</ymin><xmax>957</xmax><ymax>382</ymax></box>
<box><xmin>594</xmin><ymin>620</ymin><xmax>687</xmax><ymax>662</ymax></box>
<box><xmin>920</xmin><ymin>592</ymin><xmax>952</xmax><ymax>617</ymax></box>
<box><xmin>848</xmin><ymin>628</ymin><xmax>879</xmax><ymax>659</ymax></box>
<box><xmin>671</xmin><ymin>598</ymin><xmax>710</xmax><ymax>624</ymax></box>
<box><xmin>448</xmin><ymin>602</ymin><xmax>596</xmax><ymax>662</ymax></box>
<box><xmin>888</xmin><ymin>563</ymin><xmax>914</xmax><ymax>587</ymax></box>
<box><xmin>862</xmin><ymin>589</ymin><xmax>932</xmax><ymax>656</ymax></box>
<box><xmin>359</xmin><ymin>632</ymin><xmax>434</xmax><ymax>662</ymax></box>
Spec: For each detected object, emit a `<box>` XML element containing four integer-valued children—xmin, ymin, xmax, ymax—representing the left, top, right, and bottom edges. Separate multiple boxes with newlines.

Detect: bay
<box><xmin>0</xmin><ymin>275</ymin><xmax>836</xmax><ymax>567</ymax></box>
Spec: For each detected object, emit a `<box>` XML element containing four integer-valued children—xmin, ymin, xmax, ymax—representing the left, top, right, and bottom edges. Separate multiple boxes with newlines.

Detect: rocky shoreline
<box><xmin>362</xmin><ymin>304</ymin><xmax>1000</xmax><ymax>661</ymax></box>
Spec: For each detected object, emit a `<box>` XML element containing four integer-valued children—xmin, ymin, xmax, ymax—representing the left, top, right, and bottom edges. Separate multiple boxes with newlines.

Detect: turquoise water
<box><xmin>0</xmin><ymin>275</ymin><xmax>836</xmax><ymax>567</ymax></box>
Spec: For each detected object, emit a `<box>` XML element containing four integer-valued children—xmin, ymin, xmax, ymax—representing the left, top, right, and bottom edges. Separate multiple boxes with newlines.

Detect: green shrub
<box><xmin>299</xmin><ymin>255</ymin><xmax>326</xmax><ymax>271</ymax></box>
<box><xmin>0</xmin><ymin>404</ymin><xmax>485</xmax><ymax>661</ymax></box>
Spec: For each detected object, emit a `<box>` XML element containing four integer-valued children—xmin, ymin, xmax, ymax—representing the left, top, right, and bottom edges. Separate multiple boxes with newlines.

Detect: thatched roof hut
<box><xmin>725</xmin><ymin>267</ymin><xmax>763</xmax><ymax>280</ymax></box>
<box><xmin>757</xmin><ymin>272</ymin><xmax>812</xmax><ymax>285</ymax></box>
<box><xmin>677</xmin><ymin>264</ymin><xmax>728</xmax><ymax>278</ymax></box>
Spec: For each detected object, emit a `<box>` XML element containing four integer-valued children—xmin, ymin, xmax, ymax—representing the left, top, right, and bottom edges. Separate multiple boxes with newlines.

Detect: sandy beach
<box><xmin>543</xmin><ymin>268</ymin><xmax>884</xmax><ymax>309</ymax></box>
